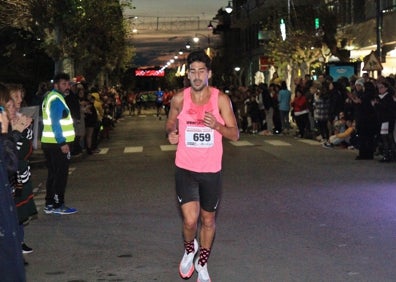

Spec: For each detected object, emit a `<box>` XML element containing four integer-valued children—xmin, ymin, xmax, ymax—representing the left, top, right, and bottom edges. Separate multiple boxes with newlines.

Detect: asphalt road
<box><xmin>25</xmin><ymin>110</ymin><xmax>396</xmax><ymax>282</ymax></box>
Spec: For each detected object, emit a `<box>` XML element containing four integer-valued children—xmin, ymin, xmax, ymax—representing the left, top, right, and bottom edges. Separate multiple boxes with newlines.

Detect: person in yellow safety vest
<box><xmin>41</xmin><ymin>72</ymin><xmax>78</xmax><ymax>215</ymax></box>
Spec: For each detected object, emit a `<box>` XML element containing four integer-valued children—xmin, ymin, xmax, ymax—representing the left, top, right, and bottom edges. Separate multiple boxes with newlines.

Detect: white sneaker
<box><xmin>179</xmin><ymin>239</ymin><xmax>198</xmax><ymax>279</ymax></box>
<box><xmin>195</xmin><ymin>259</ymin><xmax>211</xmax><ymax>282</ymax></box>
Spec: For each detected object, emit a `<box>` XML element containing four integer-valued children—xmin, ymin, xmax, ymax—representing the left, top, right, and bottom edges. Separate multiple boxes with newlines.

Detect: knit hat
<box><xmin>355</xmin><ymin>78</ymin><xmax>364</xmax><ymax>87</ymax></box>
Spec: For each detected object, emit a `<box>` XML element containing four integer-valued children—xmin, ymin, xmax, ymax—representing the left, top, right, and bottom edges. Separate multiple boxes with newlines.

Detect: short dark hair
<box><xmin>53</xmin><ymin>72</ymin><xmax>70</xmax><ymax>83</ymax></box>
<box><xmin>187</xmin><ymin>50</ymin><xmax>211</xmax><ymax>70</ymax></box>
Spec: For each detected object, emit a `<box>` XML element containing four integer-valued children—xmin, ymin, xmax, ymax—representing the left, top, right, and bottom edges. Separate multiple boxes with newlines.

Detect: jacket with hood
<box><xmin>91</xmin><ymin>92</ymin><xmax>104</xmax><ymax>122</ymax></box>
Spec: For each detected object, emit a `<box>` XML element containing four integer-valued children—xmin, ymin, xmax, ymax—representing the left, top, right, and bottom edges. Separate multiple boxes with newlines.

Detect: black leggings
<box><xmin>316</xmin><ymin>120</ymin><xmax>329</xmax><ymax>141</ymax></box>
<box><xmin>295</xmin><ymin>113</ymin><xmax>309</xmax><ymax>137</ymax></box>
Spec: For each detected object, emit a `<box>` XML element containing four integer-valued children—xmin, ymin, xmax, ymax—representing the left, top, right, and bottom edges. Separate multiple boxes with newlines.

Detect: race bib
<box><xmin>185</xmin><ymin>126</ymin><xmax>214</xmax><ymax>148</ymax></box>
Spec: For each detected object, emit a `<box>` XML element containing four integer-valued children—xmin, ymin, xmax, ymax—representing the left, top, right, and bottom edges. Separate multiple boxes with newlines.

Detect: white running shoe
<box><xmin>195</xmin><ymin>259</ymin><xmax>211</xmax><ymax>282</ymax></box>
<box><xmin>179</xmin><ymin>239</ymin><xmax>198</xmax><ymax>279</ymax></box>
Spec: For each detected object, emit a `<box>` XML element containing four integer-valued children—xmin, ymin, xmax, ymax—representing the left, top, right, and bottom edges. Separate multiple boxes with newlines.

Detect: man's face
<box><xmin>187</xmin><ymin>61</ymin><xmax>212</xmax><ymax>92</ymax></box>
<box><xmin>377</xmin><ymin>83</ymin><xmax>387</xmax><ymax>94</ymax></box>
<box><xmin>54</xmin><ymin>79</ymin><xmax>70</xmax><ymax>94</ymax></box>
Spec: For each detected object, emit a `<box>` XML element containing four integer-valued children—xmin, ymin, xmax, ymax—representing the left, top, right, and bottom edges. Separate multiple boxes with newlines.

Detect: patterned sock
<box><xmin>184</xmin><ymin>240</ymin><xmax>195</xmax><ymax>254</ymax></box>
<box><xmin>198</xmin><ymin>247</ymin><xmax>211</xmax><ymax>266</ymax></box>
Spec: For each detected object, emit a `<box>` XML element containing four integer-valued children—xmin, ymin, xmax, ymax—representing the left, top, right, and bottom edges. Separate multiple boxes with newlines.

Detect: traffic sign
<box><xmin>362</xmin><ymin>51</ymin><xmax>383</xmax><ymax>71</ymax></box>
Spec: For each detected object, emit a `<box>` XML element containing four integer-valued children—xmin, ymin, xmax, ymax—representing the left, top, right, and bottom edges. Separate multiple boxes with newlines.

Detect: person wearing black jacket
<box><xmin>65</xmin><ymin>82</ymin><xmax>82</xmax><ymax>155</ymax></box>
<box><xmin>259</xmin><ymin>83</ymin><xmax>274</xmax><ymax>135</ymax></box>
<box><xmin>348</xmin><ymin>81</ymin><xmax>379</xmax><ymax>160</ymax></box>
<box><xmin>0</xmin><ymin>83</ymin><xmax>26</xmax><ymax>281</ymax></box>
<box><xmin>373</xmin><ymin>80</ymin><xmax>396</xmax><ymax>162</ymax></box>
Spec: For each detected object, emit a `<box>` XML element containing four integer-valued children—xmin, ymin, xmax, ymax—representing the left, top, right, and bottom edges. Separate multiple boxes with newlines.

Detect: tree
<box><xmin>1</xmin><ymin>0</ymin><xmax>135</xmax><ymax>85</ymax></box>
<box><xmin>263</xmin><ymin>2</ymin><xmax>342</xmax><ymax>87</ymax></box>
<box><xmin>265</xmin><ymin>29</ymin><xmax>326</xmax><ymax>80</ymax></box>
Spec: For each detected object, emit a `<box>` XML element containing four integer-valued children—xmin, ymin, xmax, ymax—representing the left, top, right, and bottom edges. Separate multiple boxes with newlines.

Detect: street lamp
<box><xmin>225</xmin><ymin>1</ymin><xmax>233</xmax><ymax>14</ymax></box>
<box><xmin>234</xmin><ymin>66</ymin><xmax>241</xmax><ymax>86</ymax></box>
<box><xmin>207</xmin><ymin>19</ymin><xmax>221</xmax><ymax>31</ymax></box>
<box><xmin>193</xmin><ymin>36</ymin><xmax>200</xmax><ymax>44</ymax></box>
<box><xmin>191</xmin><ymin>33</ymin><xmax>211</xmax><ymax>48</ymax></box>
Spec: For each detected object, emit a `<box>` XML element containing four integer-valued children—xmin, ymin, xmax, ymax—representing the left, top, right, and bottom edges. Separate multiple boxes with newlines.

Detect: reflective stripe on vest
<box><xmin>41</xmin><ymin>91</ymin><xmax>75</xmax><ymax>143</ymax></box>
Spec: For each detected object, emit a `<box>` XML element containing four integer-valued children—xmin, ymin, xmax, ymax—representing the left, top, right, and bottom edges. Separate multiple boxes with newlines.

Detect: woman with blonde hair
<box><xmin>6</xmin><ymin>83</ymin><xmax>37</xmax><ymax>256</ymax></box>
<box><xmin>0</xmin><ymin>83</ymin><xmax>26</xmax><ymax>281</ymax></box>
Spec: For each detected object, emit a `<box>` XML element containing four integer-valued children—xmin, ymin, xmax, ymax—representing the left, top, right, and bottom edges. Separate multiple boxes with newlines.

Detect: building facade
<box><xmin>213</xmin><ymin>0</ymin><xmax>396</xmax><ymax>87</ymax></box>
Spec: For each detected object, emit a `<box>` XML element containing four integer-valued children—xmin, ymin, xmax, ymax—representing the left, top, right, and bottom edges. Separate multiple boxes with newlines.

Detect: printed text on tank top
<box><xmin>185</xmin><ymin>90</ymin><xmax>214</xmax><ymax>148</ymax></box>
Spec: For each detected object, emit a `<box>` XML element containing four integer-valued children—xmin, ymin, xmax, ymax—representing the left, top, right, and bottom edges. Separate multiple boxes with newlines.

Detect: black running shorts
<box><xmin>175</xmin><ymin>166</ymin><xmax>222</xmax><ymax>212</ymax></box>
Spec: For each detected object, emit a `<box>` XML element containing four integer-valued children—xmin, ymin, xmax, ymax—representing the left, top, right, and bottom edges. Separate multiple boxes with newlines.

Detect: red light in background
<box><xmin>135</xmin><ymin>69</ymin><xmax>165</xmax><ymax>77</ymax></box>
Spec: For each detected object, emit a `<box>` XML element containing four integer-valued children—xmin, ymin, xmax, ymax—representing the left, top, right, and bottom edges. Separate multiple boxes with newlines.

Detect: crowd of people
<box><xmin>0</xmin><ymin>73</ymin><xmax>139</xmax><ymax>280</ymax></box>
<box><xmin>125</xmin><ymin>88</ymin><xmax>175</xmax><ymax>118</ymax></box>
<box><xmin>32</xmin><ymin>78</ymin><xmax>129</xmax><ymax>156</ymax></box>
<box><xmin>1</xmin><ymin>65</ymin><xmax>396</xmax><ymax>280</ymax></box>
<box><xmin>228</xmin><ymin>72</ymin><xmax>396</xmax><ymax>162</ymax></box>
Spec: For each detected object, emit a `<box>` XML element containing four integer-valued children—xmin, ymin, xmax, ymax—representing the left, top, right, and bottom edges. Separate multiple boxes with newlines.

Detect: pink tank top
<box><xmin>175</xmin><ymin>87</ymin><xmax>224</xmax><ymax>173</ymax></box>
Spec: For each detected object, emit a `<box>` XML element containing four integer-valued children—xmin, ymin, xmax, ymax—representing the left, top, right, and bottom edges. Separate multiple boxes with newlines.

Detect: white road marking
<box><xmin>229</xmin><ymin>140</ymin><xmax>254</xmax><ymax>146</ymax></box>
<box><xmin>124</xmin><ymin>146</ymin><xmax>143</xmax><ymax>153</ymax></box>
<box><xmin>298</xmin><ymin>139</ymin><xmax>321</xmax><ymax>146</ymax></box>
<box><xmin>99</xmin><ymin>148</ymin><xmax>109</xmax><ymax>154</ymax></box>
<box><xmin>264</xmin><ymin>140</ymin><xmax>291</xmax><ymax>146</ymax></box>
<box><xmin>160</xmin><ymin>145</ymin><xmax>177</xmax><ymax>151</ymax></box>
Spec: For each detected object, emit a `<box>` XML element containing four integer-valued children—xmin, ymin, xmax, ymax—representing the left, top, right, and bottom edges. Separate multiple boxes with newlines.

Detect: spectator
<box><xmin>291</xmin><ymin>87</ymin><xmax>310</xmax><ymax>138</ymax></box>
<box><xmin>84</xmin><ymin>93</ymin><xmax>98</xmax><ymax>155</ymax></box>
<box><xmin>6</xmin><ymin>84</ymin><xmax>37</xmax><ymax>258</ymax></box>
<box><xmin>247</xmin><ymin>94</ymin><xmax>260</xmax><ymax>134</ymax></box>
<box><xmin>65</xmin><ymin>82</ymin><xmax>83</xmax><ymax>155</ymax></box>
<box><xmin>270</xmin><ymin>71</ymin><xmax>281</xmax><ymax>85</ymax></box>
<box><xmin>328</xmin><ymin>120</ymin><xmax>356</xmax><ymax>147</ymax></box>
<box><xmin>31</xmin><ymin>82</ymin><xmax>49</xmax><ymax>140</ymax></box>
<box><xmin>91</xmin><ymin>89</ymin><xmax>103</xmax><ymax>153</ymax></box>
<box><xmin>0</xmin><ymin>83</ymin><xmax>26</xmax><ymax>281</ymax></box>
<box><xmin>76</xmin><ymin>84</ymin><xmax>87</xmax><ymax>152</ymax></box>
<box><xmin>255</xmin><ymin>86</ymin><xmax>266</xmax><ymax>131</ymax></box>
<box><xmin>259</xmin><ymin>83</ymin><xmax>274</xmax><ymax>135</ymax></box>
<box><xmin>311</xmin><ymin>83</ymin><xmax>331</xmax><ymax>146</ymax></box>
<box><xmin>372</xmin><ymin>80</ymin><xmax>396</xmax><ymax>162</ymax></box>
<box><xmin>332</xmin><ymin>111</ymin><xmax>347</xmax><ymax>135</ymax></box>
<box><xmin>328</xmin><ymin>80</ymin><xmax>347</xmax><ymax>124</ymax></box>
<box><xmin>278</xmin><ymin>80</ymin><xmax>291</xmax><ymax>134</ymax></box>
<box><xmin>101</xmin><ymin>106</ymin><xmax>114</xmax><ymax>140</ymax></box>
<box><xmin>240</xmin><ymin>87</ymin><xmax>251</xmax><ymax>133</ymax></box>
<box><xmin>270</xmin><ymin>83</ymin><xmax>282</xmax><ymax>134</ymax></box>
<box><xmin>348</xmin><ymin>81</ymin><xmax>379</xmax><ymax>160</ymax></box>
<box><xmin>113</xmin><ymin>88</ymin><xmax>123</xmax><ymax>121</ymax></box>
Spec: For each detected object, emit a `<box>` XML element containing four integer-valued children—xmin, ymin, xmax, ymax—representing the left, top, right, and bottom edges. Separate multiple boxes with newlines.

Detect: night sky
<box><xmin>129</xmin><ymin>0</ymin><xmax>224</xmax><ymax>19</ymax></box>
<box><xmin>126</xmin><ymin>0</ymin><xmax>226</xmax><ymax>67</ymax></box>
